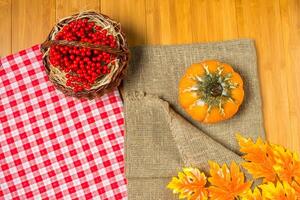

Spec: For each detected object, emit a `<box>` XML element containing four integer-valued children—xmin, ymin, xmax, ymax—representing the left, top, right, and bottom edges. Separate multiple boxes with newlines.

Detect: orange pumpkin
<box><xmin>178</xmin><ymin>60</ymin><xmax>244</xmax><ymax>123</ymax></box>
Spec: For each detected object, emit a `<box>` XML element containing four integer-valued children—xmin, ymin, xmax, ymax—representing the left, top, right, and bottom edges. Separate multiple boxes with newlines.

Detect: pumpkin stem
<box><xmin>208</xmin><ymin>82</ymin><xmax>223</xmax><ymax>97</ymax></box>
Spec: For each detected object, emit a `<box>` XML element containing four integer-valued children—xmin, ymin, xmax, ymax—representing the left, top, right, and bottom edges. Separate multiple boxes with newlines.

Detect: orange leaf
<box><xmin>260</xmin><ymin>181</ymin><xmax>297</xmax><ymax>200</ymax></box>
<box><xmin>291</xmin><ymin>181</ymin><xmax>300</xmax><ymax>199</ymax></box>
<box><xmin>208</xmin><ymin>161</ymin><xmax>252</xmax><ymax>200</ymax></box>
<box><xmin>167</xmin><ymin>167</ymin><xmax>208</xmax><ymax>200</ymax></box>
<box><xmin>236</xmin><ymin>134</ymin><xmax>277</xmax><ymax>182</ymax></box>
<box><xmin>273</xmin><ymin>145</ymin><xmax>300</xmax><ymax>184</ymax></box>
<box><xmin>241</xmin><ymin>188</ymin><xmax>263</xmax><ymax>200</ymax></box>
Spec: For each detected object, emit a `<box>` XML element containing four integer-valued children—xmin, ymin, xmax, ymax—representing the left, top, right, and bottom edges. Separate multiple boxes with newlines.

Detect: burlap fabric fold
<box><xmin>124</xmin><ymin>39</ymin><xmax>265</xmax><ymax>199</ymax></box>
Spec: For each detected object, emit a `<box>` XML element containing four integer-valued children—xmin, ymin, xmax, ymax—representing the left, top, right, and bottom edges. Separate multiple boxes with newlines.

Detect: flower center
<box><xmin>208</xmin><ymin>82</ymin><xmax>223</xmax><ymax>97</ymax></box>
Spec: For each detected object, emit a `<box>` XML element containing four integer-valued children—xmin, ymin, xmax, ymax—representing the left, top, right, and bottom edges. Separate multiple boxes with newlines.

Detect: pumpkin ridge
<box><xmin>179</xmin><ymin>60</ymin><xmax>244</xmax><ymax>123</ymax></box>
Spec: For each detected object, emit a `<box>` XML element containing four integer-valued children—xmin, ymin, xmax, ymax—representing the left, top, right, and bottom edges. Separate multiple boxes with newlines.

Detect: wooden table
<box><xmin>0</xmin><ymin>0</ymin><xmax>299</xmax><ymax>153</ymax></box>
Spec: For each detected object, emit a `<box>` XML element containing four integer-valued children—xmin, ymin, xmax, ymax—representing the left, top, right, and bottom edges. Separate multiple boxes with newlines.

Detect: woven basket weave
<box><xmin>41</xmin><ymin>11</ymin><xmax>129</xmax><ymax>99</ymax></box>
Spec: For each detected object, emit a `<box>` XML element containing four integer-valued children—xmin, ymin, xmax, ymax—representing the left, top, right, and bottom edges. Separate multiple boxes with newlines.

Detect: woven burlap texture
<box><xmin>124</xmin><ymin>39</ymin><xmax>265</xmax><ymax>200</ymax></box>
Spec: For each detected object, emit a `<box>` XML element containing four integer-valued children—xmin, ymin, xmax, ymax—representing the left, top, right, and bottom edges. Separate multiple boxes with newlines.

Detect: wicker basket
<box><xmin>41</xmin><ymin>11</ymin><xmax>129</xmax><ymax>99</ymax></box>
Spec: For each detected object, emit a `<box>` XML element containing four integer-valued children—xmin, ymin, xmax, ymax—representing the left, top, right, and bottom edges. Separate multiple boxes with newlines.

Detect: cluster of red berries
<box><xmin>49</xmin><ymin>18</ymin><xmax>117</xmax><ymax>92</ymax></box>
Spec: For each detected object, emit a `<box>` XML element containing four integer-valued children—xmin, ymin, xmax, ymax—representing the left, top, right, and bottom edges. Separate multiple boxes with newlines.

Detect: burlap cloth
<box><xmin>123</xmin><ymin>39</ymin><xmax>265</xmax><ymax>199</ymax></box>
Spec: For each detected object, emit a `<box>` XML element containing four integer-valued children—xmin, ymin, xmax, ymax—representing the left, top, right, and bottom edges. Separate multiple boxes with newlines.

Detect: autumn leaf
<box><xmin>167</xmin><ymin>167</ymin><xmax>208</xmax><ymax>200</ymax></box>
<box><xmin>208</xmin><ymin>161</ymin><xmax>252</xmax><ymax>200</ymax></box>
<box><xmin>260</xmin><ymin>181</ymin><xmax>297</xmax><ymax>200</ymax></box>
<box><xmin>236</xmin><ymin>134</ymin><xmax>277</xmax><ymax>182</ymax></box>
<box><xmin>240</xmin><ymin>188</ymin><xmax>263</xmax><ymax>200</ymax></box>
<box><xmin>291</xmin><ymin>181</ymin><xmax>300</xmax><ymax>199</ymax></box>
<box><xmin>272</xmin><ymin>145</ymin><xmax>300</xmax><ymax>185</ymax></box>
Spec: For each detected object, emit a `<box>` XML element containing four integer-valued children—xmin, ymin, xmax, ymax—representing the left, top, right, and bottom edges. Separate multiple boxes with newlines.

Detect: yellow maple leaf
<box><xmin>167</xmin><ymin>167</ymin><xmax>208</xmax><ymax>200</ymax></box>
<box><xmin>291</xmin><ymin>181</ymin><xmax>300</xmax><ymax>199</ymax></box>
<box><xmin>236</xmin><ymin>134</ymin><xmax>277</xmax><ymax>182</ymax></box>
<box><xmin>240</xmin><ymin>188</ymin><xmax>263</xmax><ymax>200</ymax></box>
<box><xmin>272</xmin><ymin>145</ymin><xmax>300</xmax><ymax>184</ymax></box>
<box><xmin>260</xmin><ymin>181</ymin><xmax>297</xmax><ymax>200</ymax></box>
<box><xmin>208</xmin><ymin>161</ymin><xmax>252</xmax><ymax>200</ymax></box>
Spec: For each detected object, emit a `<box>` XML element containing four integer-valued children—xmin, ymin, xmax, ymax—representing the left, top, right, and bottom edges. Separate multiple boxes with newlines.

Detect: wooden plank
<box><xmin>145</xmin><ymin>0</ymin><xmax>237</xmax><ymax>44</ymax></box>
<box><xmin>56</xmin><ymin>0</ymin><xmax>100</xmax><ymax>19</ymax></box>
<box><xmin>235</xmin><ymin>0</ymin><xmax>293</xmax><ymax>149</ymax></box>
<box><xmin>101</xmin><ymin>0</ymin><xmax>147</xmax><ymax>46</ymax></box>
<box><xmin>190</xmin><ymin>0</ymin><xmax>238</xmax><ymax>42</ymax></box>
<box><xmin>279</xmin><ymin>0</ymin><xmax>300</xmax><ymax>152</ymax></box>
<box><xmin>145</xmin><ymin>0</ymin><xmax>192</xmax><ymax>44</ymax></box>
<box><xmin>0</xmin><ymin>0</ymin><xmax>11</xmax><ymax>56</ymax></box>
<box><xmin>11</xmin><ymin>0</ymin><xmax>56</xmax><ymax>52</ymax></box>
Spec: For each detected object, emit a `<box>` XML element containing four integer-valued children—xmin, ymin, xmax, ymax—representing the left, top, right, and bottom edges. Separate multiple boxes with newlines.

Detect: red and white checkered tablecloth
<box><xmin>0</xmin><ymin>45</ymin><xmax>127</xmax><ymax>199</ymax></box>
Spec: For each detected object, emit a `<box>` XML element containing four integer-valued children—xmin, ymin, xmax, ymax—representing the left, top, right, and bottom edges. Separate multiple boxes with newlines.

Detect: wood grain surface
<box><xmin>0</xmin><ymin>0</ymin><xmax>299</xmax><ymax>153</ymax></box>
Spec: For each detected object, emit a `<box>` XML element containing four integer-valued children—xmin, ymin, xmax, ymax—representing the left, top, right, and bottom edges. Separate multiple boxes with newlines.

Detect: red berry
<box><xmin>48</xmin><ymin>18</ymin><xmax>119</xmax><ymax>92</ymax></box>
